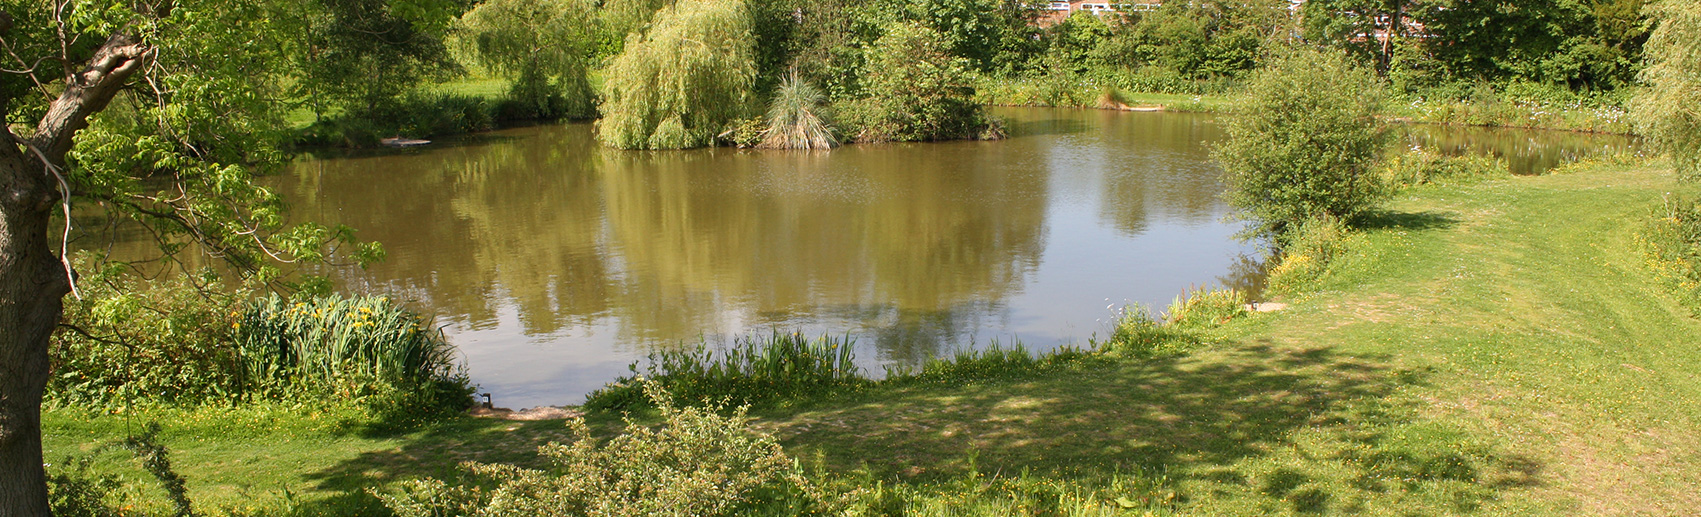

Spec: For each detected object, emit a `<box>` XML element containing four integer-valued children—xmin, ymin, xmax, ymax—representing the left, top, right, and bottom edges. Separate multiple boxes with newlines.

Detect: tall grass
<box><xmin>235</xmin><ymin>294</ymin><xmax>470</xmax><ymax>417</ymax></box>
<box><xmin>1381</xmin><ymin>146</ymin><xmax>1511</xmax><ymax>188</ymax></box>
<box><xmin>1639</xmin><ymin>193</ymin><xmax>1701</xmax><ymax>314</ymax></box>
<box><xmin>585</xmin><ymin>332</ymin><xmax>865</xmax><ymax>410</ymax></box>
<box><xmin>758</xmin><ymin>72</ymin><xmax>838</xmax><ymax>150</ymax></box>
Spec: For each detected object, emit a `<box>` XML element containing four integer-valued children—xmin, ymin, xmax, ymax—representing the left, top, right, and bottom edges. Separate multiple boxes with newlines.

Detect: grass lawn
<box><xmin>42</xmin><ymin>160</ymin><xmax>1701</xmax><ymax>515</ymax></box>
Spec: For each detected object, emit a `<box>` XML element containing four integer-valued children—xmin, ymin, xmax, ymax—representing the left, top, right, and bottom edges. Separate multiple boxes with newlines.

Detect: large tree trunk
<box><xmin>0</xmin><ymin>138</ymin><xmax>68</xmax><ymax>517</ymax></box>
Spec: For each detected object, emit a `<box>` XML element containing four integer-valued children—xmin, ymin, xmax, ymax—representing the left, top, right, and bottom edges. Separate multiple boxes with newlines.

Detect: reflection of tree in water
<box><xmin>291</xmin><ymin>125</ymin><xmax>614</xmax><ymax>333</ymax></box>
<box><xmin>599</xmin><ymin>141</ymin><xmax>1050</xmax><ymax>353</ymax></box>
<box><xmin>1070</xmin><ymin>110</ymin><xmax>1227</xmax><ymax>237</ymax></box>
<box><xmin>285</xmin><ymin>127</ymin><xmax>1051</xmax><ymax>361</ymax></box>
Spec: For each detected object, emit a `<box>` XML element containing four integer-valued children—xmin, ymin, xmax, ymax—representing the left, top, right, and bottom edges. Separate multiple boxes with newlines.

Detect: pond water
<box><xmin>88</xmin><ymin>108</ymin><xmax>1636</xmax><ymax>408</ymax></box>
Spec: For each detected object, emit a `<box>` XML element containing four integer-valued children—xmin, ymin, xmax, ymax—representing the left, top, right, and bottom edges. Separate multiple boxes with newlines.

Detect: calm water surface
<box><xmin>254</xmin><ymin>108</ymin><xmax>1632</xmax><ymax>407</ymax></box>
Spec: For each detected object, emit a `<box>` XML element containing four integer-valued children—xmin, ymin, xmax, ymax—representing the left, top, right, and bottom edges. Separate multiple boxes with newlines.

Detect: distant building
<box><xmin>1038</xmin><ymin>1</ymin><xmax>1159</xmax><ymax>27</ymax></box>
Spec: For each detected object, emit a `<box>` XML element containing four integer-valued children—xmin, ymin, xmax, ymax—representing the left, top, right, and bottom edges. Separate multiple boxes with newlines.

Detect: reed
<box><xmin>585</xmin><ymin>332</ymin><xmax>865</xmax><ymax>410</ymax></box>
<box><xmin>1164</xmin><ymin>286</ymin><xmax>1250</xmax><ymax>329</ymax></box>
<box><xmin>235</xmin><ymin>294</ymin><xmax>466</xmax><ymax>403</ymax></box>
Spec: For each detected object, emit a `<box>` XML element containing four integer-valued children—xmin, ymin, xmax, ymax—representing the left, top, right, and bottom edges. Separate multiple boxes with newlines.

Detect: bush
<box><xmin>1380</xmin><ymin>147</ymin><xmax>1511</xmax><ymax>188</ymax></box>
<box><xmin>839</xmin><ymin>22</ymin><xmax>999</xmax><ymax>143</ymax></box>
<box><xmin>1264</xmin><ymin>216</ymin><xmax>1352</xmax><ymax>297</ymax></box>
<box><xmin>296</xmin><ymin>93</ymin><xmax>496</xmax><ymax>147</ymax></box>
<box><xmin>1632</xmin><ymin>0</ymin><xmax>1701</xmax><ymax>181</ymax></box>
<box><xmin>1214</xmin><ymin>48</ymin><xmax>1390</xmax><ymax>238</ymax></box>
<box><xmin>378</xmin><ymin>381</ymin><xmax>822</xmax><ymax>516</ymax></box>
<box><xmin>584</xmin><ymin>332</ymin><xmax>866</xmax><ymax>411</ymax></box>
<box><xmin>597</xmin><ymin>0</ymin><xmax>757</xmax><ymax>149</ymax></box>
<box><xmin>1639</xmin><ymin>194</ymin><xmax>1701</xmax><ymax>313</ymax></box>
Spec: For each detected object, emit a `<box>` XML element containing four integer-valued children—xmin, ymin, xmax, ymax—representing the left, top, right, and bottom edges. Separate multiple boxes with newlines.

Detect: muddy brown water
<box><xmin>80</xmin><ymin>108</ymin><xmax>1635</xmax><ymax>407</ymax></box>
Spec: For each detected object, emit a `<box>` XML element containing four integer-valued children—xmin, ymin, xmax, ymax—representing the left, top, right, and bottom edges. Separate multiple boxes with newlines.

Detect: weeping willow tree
<box><xmin>758</xmin><ymin>72</ymin><xmax>838</xmax><ymax>150</ymax></box>
<box><xmin>455</xmin><ymin>0</ymin><xmax>600</xmax><ymax>119</ymax></box>
<box><xmin>601</xmin><ymin>0</ymin><xmax>677</xmax><ymax>42</ymax></box>
<box><xmin>597</xmin><ymin>0</ymin><xmax>757</xmax><ymax>149</ymax></box>
<box><xmin>1633</xmin><ymin>0</ymin><xmax>1701</xmax><ymax>181</ymax></box>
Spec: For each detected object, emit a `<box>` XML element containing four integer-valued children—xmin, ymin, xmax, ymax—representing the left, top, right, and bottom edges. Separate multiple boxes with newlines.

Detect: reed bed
<box><xmin>236</xmin><ymin>294</ymin><xmax>467</xmax><ymax>406</ymax></box>
<box><xmin>585</xmin><ymin>332</ymin><xmax>865</xmax><ymax>410</ymax></box>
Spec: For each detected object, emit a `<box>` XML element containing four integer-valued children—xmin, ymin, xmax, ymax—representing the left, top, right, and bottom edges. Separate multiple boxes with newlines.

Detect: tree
<box><xmin>1633</xmin><ymin>0</ymin><xmax>1701</xmax><ymax>181</ymax></box>
<box><xmin>0</xmin><ymin>1</ymin><xmax>393</xmax><ymax>512</ymax></box>
<box><xmin>456</xmin><ymin>0</ymin><xmax>600</xmax><ymax>120</ymax></box>
<box><xmin>840</xmin><ymin>22</ymin><xmax>991</xmax><ymax>142</ymax></box>
<box><xmin>1214</xmin><ymin>48</ymin><xmax>1389</xmax><ymax>238</ymax></box>
<box><xmin>1302</xmin><ymin>0</ymin><xmax>1417</xmax><ymax>73</ymax></box>
<box><xmin>597</xmin><ymin>0</ymin><xmax>757</xmax><ymax>149</ymax></box>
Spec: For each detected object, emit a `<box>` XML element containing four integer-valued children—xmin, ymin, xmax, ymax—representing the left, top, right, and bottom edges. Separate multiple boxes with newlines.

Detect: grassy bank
<box><xmin>42</xmin><ymin>160</ymin><xmax>1701</xmax><ymax>514</ymax></box>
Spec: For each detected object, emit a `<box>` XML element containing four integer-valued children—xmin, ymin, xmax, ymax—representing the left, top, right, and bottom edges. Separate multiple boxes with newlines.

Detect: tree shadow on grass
<box><xmin>763</xmin><ymin>342</ymin><xmax>1541</xmax><ymax>514</ymax></box>
<box><xmin>1356</xmin><ymin>209</ymin><xmax>1460</xmax><ymax>232</ymax></box>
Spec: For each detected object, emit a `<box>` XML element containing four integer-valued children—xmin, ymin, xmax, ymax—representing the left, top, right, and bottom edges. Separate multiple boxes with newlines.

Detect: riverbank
<box><xmin>41</xmin><ymin>158</ymin><xmax>1700</xmax><ymax>514</ymax></box>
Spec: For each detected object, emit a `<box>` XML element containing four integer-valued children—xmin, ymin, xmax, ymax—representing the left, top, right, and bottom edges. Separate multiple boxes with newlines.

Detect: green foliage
<box><xmin>235</xmin><ymin>293</ymin><xmax>472</xmax><ymax>420</ymax></box>
<box><xmin>1164</xmin><ymin>286</ymin><xmax>1251</xmax><ymax>329</ymax></box>
<box><xmin>379</xmin><ymin>381</ymin><xmax>821</xmax><ymax>516</ymax></box>
<box><xmin>1631</xmin><ymin>0</ymin><xmax>1701</xmax><ymax>181</ymax></box>
<box><xmin>1264</xmin><ymin>215</ymin><xmax>1353</xmax><ymax>297</ymax></box>
<box><xmin>49</xmin><ymin>271</ymin><xmax>470</xmax><ymax>418</ymax></box>
<box><xmin>584</xmin><ymin>332</ymin><xmax>865</xmax><ymax>411</ymax></box>
<box><xmin>1107</xmin><ymin>0</ymin><xmax>1286</xmax><ymax>80</ymax></box>
<box><xmin>1417</xmin><ymin>0</ymin><xmax>1650</xmax><ymax>90</ymax></box>
<box><xmin>456</xmin><ymin>0</ymin><xmax>600</xmax><ymax>120</ymax></box>
<box><xmin>839</xmin><ymin>22</ymin><xmax>997</xmax><ymax>142</ymax></box>
<box><xmin>597</xmin><ymin>0</ymin><xmax>758</xmax><ymax>149</ymax></box>
<box><xmin>758</xmin><ymin>72</ymin><xmax>839</xmax><ymax>149</ymax></box>
<box><xmin>287</xmin><ymin>0</ymin><xmax>467</xmax><ymax>116</ymax></box>
<box><xmin>1639</xmin><ymin>194</ymin><xmax>1701</xmax><ymax>313</ymax></box>
<box><xmin>297</xmin><ymin>92</ymin><xmax>497</xmax><ymax>146</ymax></box>
<box><xmin>1095</xmin><ymin>304</ymin><xmax>1200</xmax><ymax>358</ymax></box>
<box><xmin>50</xmin><ymin>264</ymin><xmax>246</xmax><ymax>408</ymax></box>
<box><xmin>1215</xmin><ymin>48</ymin><xmax>1390</xmax><ymax>238</ymax></box>
<box><xmin>1380</xmin><ymin>147</ymin><xmax>1511</xmax><ymax>188</ymax></box>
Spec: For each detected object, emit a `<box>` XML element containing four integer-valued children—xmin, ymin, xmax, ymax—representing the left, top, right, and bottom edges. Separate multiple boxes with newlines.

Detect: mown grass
<box><xmin>41</xmin><ymin>160</ymin><xmax>1701</xmax><ymax>515</ymax></box>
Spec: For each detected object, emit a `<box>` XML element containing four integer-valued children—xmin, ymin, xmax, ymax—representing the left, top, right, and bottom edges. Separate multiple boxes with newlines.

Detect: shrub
<box><xmin>1631</xmin><ymin>0</ymin><xmax>1701</xmax><ymax>181</ymax></box>
<box><xmin>1214</xmin><ymin>48</ymin><xmax>1390</xmax><ymax>238</ymax></box>
<box><xmin>1639</xmin><ymin>194</ymin><xmax>1701</xmax><ymax>313</ymax></box>
<box><xmin>378</xmin><ymin>381</ymin><xmax>822</xmax><ymax>517</ymax></box>
<box><xmin>584</xmin><ymin>332</ymin><xmax>865</xmax><ymax>411</ymax></box>
<box><xmin>839</xmin><ymin>22</ymin><xmax>998</xmax><ymax>143</ymax></box>
<box><xmin>296</xmin><ymin>93</ymin><xmax>496</xmax><ymax>147</ymax></box>
<box><xmin>1264</xmin><ymin>215</ymin><xmax>1352</xmax><ymax>297</ymax></box>
<box><xmin>1380</xmin><ymin>147</ymin><xmax>1510</xmax><ymax>188</ymax></box>
<box><xmin>50</xmin><ymin>266</ymin><xmax>246</xmax><ymax>407</ymax></box>
<box><xmin>597</xmin><ymin>0</ymin><xmax>757</xmax><ymax>149</ymax></box>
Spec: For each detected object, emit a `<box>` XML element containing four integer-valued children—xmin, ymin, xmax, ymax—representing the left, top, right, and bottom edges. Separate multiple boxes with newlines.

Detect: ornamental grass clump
<box><xmin>757</xmin><ymin>72</ymin><xmax>838</xmax><ymax>150</ymax></box>
<box><xmin>596</xmin><ymin>0</ymin><xmax>757</xmax><ymax>149</ymax></box>
<box><xmin>378</xmin><ymin>381</ymin><xmax>823</xmax><ymax>517</ymax></box>
<box><xmin>585</xmin><ymin>332</ymin><xmax>865</xmax><ymax>410</ymax></box>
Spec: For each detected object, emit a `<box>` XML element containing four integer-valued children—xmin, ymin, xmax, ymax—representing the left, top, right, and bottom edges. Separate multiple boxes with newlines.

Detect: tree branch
<box><xmin>29</xmin><ymin>32</ymin><xmax>152</xmax><ymax>164</ymax></box>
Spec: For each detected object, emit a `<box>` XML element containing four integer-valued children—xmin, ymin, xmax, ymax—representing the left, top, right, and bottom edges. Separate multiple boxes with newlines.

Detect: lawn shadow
<box><xmin>1356</xmin><ymin>209</ymin><xmax>1460</xmax><ymax>232</ymax></box>
<box><xmin>764</xmin><ymin>342</ymin><xmax>1542</xmax><ymax>513</ymax></box>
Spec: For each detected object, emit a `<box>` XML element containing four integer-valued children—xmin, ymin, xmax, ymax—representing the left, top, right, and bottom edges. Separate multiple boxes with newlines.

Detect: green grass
<box><xmin>41</xmin><ymin>160</ymin><xmax>1701</xmax><ymax>514</ymax></box>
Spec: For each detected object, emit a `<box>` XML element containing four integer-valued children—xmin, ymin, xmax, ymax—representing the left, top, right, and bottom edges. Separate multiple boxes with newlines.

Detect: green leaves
<box><xmin>1631</xmin><ymin>0</ymin><xmax>1701</xmax><ymax>181</ymax></box>
<box><xmin>1214</xmin><ymin>48</ymin><xmax>1390</xmax><ymax>239</ymax></box>
<box><xmin>596</xmin><ymin>0</ymin><xmax>757</xmax><ymax>149</ymax></box>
